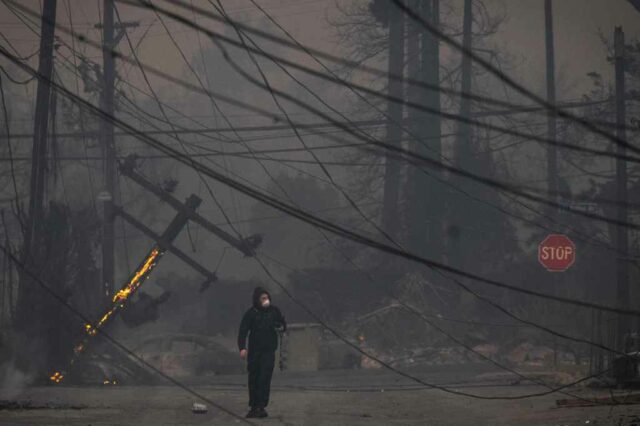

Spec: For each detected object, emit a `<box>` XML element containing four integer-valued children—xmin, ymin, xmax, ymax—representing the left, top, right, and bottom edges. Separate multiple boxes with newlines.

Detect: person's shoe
<box><xmin>246</xmin><ymin>408</ymin><xmax>258</xmax><ymax>418</ymax></box>
<box><xmin>256</xmin><ymin>407</ymin><xmax>268</xmax><ymax>418</ymax></box>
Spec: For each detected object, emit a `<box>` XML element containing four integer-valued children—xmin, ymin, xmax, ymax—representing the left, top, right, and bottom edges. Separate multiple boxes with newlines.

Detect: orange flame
<box><xmin>80</xmin><ymin>248</ymin><xmax>161</xmax><ymax>339</ymax></box>
<box><xmin>50</xmin><ymin>248</ymin><xmax>163</xmax><ymax>385</ymax></box>
<box><xmin>50</xmin><ymin>372</ymin><xmax>64</xmax><ymax>383</ymax></box>
<box><xmin>112</xmin><ymin>248</ymin><xmax>161</xmax><ymax>303</ymax></box>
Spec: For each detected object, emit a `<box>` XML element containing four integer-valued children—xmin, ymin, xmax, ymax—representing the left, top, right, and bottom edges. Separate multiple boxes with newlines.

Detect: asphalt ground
<box><xmin>1</xmin><ymin>367</ymin><xmax>640</xmax><ymax>425</ymax></box>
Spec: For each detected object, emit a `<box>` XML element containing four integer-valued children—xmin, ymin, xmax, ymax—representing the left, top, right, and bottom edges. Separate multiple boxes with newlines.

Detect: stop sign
<box><xmin>538</xmin><ymin>234</ymin><xmax>575</xmax><ymax>272</ymax></box>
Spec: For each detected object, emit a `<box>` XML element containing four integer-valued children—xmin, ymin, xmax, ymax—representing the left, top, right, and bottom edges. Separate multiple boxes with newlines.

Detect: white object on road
<box><xmin>192</xmin><ymin>402</ymin><xmax>208</xmax><ymax>414</ymax></box>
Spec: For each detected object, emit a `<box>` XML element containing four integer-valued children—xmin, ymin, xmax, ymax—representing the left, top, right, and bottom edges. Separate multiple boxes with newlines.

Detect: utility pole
<box><xmin>119</xmin><ymin>156</ymin><xmax>262</xmax><ymax>257</ymax></box>
<box><xmin>97</xmin><ymin>3</ymin><xmax>137</xmax><ymax>300</ymax></box>
<box><xmin>614</xmin><ymin>26</ymin><xmax>629</xmax><ymax>353</ymax></box>
<box><xmin>544</xmin><ymin>0</ymin><xmax>558</xmax><ymax>208</ymax></box>
<box><xmin>23</xmin><ymin>0</ymin><xmax>57</xmax><ymax>262</ymax></box>
<box><xmin>100</xmin><ymin>0</ymin><xmax>116</xmax><ymax>301</ymax></box>
<box><xmin>16</xmin><ymin>0</ymin><xmax>57</xmax><ymax>330</ymax></box>
<box><xmin>544</xmin><ymin>0</ymin><xmax>560</xmax><ymax>367</ymax></box>
<box><xmin>380</xmin><ymin>0</ymin><xmax>405</xmax><ymax>238</ymax></box>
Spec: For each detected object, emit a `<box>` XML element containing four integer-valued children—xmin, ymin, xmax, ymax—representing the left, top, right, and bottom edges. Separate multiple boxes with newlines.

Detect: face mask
<box><xmin>261</xmin><ymin>299</ymin><xmax>270</xmax><ymax>308</ymax></box>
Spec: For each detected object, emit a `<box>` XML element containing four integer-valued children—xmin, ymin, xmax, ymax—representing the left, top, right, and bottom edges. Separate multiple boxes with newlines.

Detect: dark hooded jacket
<box><xmin>237</xmin><ymin>287</ymin><xmax>286</xmax><ymax>353</ymax></box>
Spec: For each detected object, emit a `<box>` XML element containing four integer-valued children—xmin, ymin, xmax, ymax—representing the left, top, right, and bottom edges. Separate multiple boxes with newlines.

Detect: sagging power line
<box><xmin>5</xmin><ymin>48</ymin><xmax>640</xmax><ymax>318</ymax></box>
<box><xmin>4</xmin><ymin>4</ymin><xmax>638</xmax><ymax>226</ymax></box>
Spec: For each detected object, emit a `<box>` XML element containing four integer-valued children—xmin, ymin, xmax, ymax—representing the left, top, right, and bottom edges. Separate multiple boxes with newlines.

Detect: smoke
<box><xmin>0</xmin><ymin>360</ymin><xmax>34</xmax><ymax>400</ymax></box>
<box><xmin>0</xmin><ymin>331</ymin><xmax>47</xmax><ymax>397</ymax></box>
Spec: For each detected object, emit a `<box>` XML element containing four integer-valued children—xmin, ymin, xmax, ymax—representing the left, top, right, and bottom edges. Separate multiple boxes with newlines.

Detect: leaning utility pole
<box><xmin>544</xmin><ymin>0</ymin><xmax>558</xmax><ymax>209</ymax></box>
<box><xmin>614</xmin><ymin>26</ymin><xmax>629</xmax><ymax>353</ymax></box>
<box><xmin>100</xmin><ymin>0</ymin><xmax>116</xmax><ymax>301</ymax></box>
<box><xmin>380</xmin><ymin>0</ymin><xmax>405</xmax><ymax>238</ymax></box>
<box><xmin>16</xmin><ymin>0</ymin><xmax>57</xmax><ymax>330</ymax></box>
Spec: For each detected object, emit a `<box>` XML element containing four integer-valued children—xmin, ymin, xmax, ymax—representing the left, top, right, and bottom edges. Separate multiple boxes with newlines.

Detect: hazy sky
<box><xmin>2</xmin><ymin>0</ymin><xmax>639</xmax><ymax>100</ymax></box>
<box><xmin>0</xmin><ymin>0</ymin><xmax>638</xmax><ymax>283</ymax></box>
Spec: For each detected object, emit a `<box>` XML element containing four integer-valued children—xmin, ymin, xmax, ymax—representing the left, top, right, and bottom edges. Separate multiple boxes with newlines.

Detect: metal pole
<box><xmin>17</xmin><ymin>0</ymin><xmax>57</xmax><ymax>330</ymax></box>
<box><xmin>544</xmin><ymin>0</ymin><xmax>557</xmax><ymax>208</ymax></box>
<box><xmin>544</xmin><ymin>0</ymin><xmax>559</xmax><ymax>368</ymax></box>
<box><xmin>101</xmin><ymin>0</ymin><xmax>116</xmax><ymax>299</ymax></box>
<box><xmin>24</xmin><ymin>0</ymin><xmax>57</xmax><ymax>260</ymax></box>
<box><xmin>614</xmin><ymin>26</ymin><xmax>629</xmax><ymax>353</ymax></box>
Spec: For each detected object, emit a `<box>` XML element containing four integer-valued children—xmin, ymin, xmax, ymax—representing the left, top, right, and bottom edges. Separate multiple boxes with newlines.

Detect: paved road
<box><xmin>1</xmin><ymin>368</ymin><xmax>639</xmax><ymax>425</ymax></box>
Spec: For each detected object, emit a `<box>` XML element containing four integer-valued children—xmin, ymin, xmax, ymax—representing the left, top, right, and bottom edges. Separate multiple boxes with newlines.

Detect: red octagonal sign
<box><xmin>538</xmin><ymin>234</ymin><xmax>575</xmax><ymax>272</ymax></box>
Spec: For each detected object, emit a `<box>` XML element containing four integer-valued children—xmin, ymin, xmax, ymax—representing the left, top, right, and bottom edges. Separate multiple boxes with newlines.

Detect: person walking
<box><xmin>237</xmin><ymin>286</ymin><xmax>286</xmax><ymax>418</ymax></box>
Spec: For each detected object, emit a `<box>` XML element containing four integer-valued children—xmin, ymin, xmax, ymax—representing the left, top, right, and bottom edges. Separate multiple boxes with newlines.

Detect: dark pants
<box><xmin>247</xmin><ymin>350</ymin><xmax>275</xmax><ymax>409</ymax></box>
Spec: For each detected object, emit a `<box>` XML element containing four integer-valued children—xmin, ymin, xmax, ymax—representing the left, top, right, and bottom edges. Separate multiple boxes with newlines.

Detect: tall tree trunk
<box><xmin>381</xmin><ymin>0</ymin><xmax>406</xmax><ymax>238</ymax></box>
<box><xmin>447</xmin><ymin>0</ymin><xmax>472</xmax><ymax>266</ymax></box>
<box><xmin>406</xmin><ymin>0</ymin><xmax>442</xmax><ymax>259</ymax></box>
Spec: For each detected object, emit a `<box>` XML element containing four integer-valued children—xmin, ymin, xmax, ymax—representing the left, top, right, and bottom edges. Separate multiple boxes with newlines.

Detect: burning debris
<box><xmin>49</xmin><ymin>372</ymin><xmax>63</xmax><ymax>384</ymax></box>
<box><xmin>84</xmin><ymin>248</ymin><xmax>163</xmax><ymax>339</ymax></box>
<box><xmin>48</xmin><ymin>195</ymin><xmax>203</xmax><ymax>384</ymax></box>
<box><xmin>50</xmin><ymin>246</ymin><xmax>164</xmax><ymax>384</ymax></box>
<box><xmin>43</xmin><ymin>183</ymin><xmax>263</xmax><ymax>384</ymax></box>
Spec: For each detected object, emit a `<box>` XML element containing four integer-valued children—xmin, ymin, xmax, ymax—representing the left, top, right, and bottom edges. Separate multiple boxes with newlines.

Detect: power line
<box><xmin>146</xmin><ymin>3</ymin><xmax>640</xmax><ymax>346</ymax></box>
<box><xmin>112</xmin><ymin>1</ymin><xmax>253</xmax><ymax>255</ymax></box>
<box><xmin>3</xmin><ymin>0</ymin><xmax>636</xmax><ymax>382</ymax></box>
<box><xmin>2</xmin><ymin>37</ymin><xmax>636</xmax><ymax>376</ymax></box>
<box><xmin>7</xmin><ymin>53</ymin><xmax>640</xmax><ymax>318</ymax></box>
<box><xmin>389</xmin><ymin>0</ymin><xmax>639</xmax><ymax>156</ymax></box>
<box><xmin>119</xmin><ymin>0</ymin><xmax>640</xmax><ymax>167</ymax></box>
<box><xmin>195</xmin><ymin>37</ymin><xmax>640</xmax><ymax>214</ymax></box>
<box><xmin>211</xmin><ymin>0</ymin><xmax>640</xmax><ymax>316</ymax></box>
<box><xmin>222</xmin><ymin>0</ymin><xmax>640</xmax><ymax>262</ymax></box>
<box><xmin>8</xmin><ymin>1</ymin><xmax>640</xmax><ymax>219</ymax></box>
<box><xmin>258</xmin><ymin>252</ymin><xmax>608</xmax><ymax>404</ymax></box>
<box><xmin>156</xmin><ymin>0</ymin><xmax>640</xmax><ymax>136</ymax></box>
<box><xmin>147</xmin><ymin>0</ymin><xmax>333</xmax><ymax>246</ymax></box>
<box><xmin>5</xmin><ymin>5</ymin><xmax>640</xmax><ymax>312</ymax></box>
<box><xmin>135</xmin><ymin>7</ymin><xmax>569</xmax><ymax>401</ymax></box>
<box><xmin>63</xmin><ymin>0</ymin><xmax>98</xmax><ymax>214</ymax></box>
<box><xmin>0</xmin><ymin>119</ymin><xmax>389</xmax><ymax>140</ymax></box>
<box><xmin>6</xmin><ymin>4</ymin><xmax>640</xmax><ymax>280</ymax></box>
<box><xmin>189</xmin><ymin>0</ymin><xmax>245</xmax><ymax>235</ymax></box>
<box><xmin>151</xmin><ymin>1</ymin><xmax>630</xmax><ymax>130</ymax></box>
<box><xmin>214</xmin><ymin>0</ymin><xmax>402</xmax><ymax>251</ymax></box>
<box><xmin>251</xmin><ymin>252</ymin><xmax>607</xmax><ymax>400</ymax></box>
<box><xmin>116</xmin><ymin>92</ymin><xmax>353</xmax><ymax>210</ymax></box>
<box><xmin>77</xmin><ymin>0</ymin><xmax>640</xmax><ymax>220</ymax></box>
<box><xmin>0</xmin><ymin>73</ymin><xmax>24</xmax><ymax>225</ymax></box>
<box><xmin>213</xmin><ymin>3</ymin><xmax>570</xmax><ymax>379</ymax></box>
